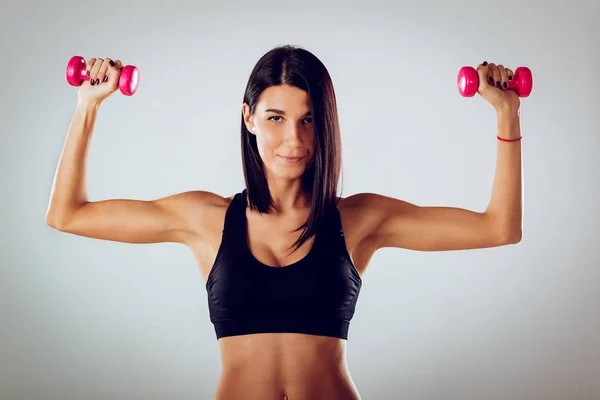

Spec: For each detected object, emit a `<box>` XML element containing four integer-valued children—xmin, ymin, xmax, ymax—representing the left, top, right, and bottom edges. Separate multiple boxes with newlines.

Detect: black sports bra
<box><xmin>205</xmin><ymin>189</ymin><xmax>362</xmax><ymax>340</ymax></box>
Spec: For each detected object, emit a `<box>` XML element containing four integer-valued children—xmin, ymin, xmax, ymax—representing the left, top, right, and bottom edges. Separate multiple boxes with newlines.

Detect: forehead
<box><xmin>256</xmin><ymin>84</ymin><xmax>310</xmax><ymax>112</ymax></box>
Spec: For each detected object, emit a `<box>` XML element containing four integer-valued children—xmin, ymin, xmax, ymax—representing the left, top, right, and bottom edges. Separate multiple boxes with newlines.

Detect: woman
<box><xmin>46</xmin><ymin>45</ymin><xmax>522</xmax><ymax>400</ymax></box>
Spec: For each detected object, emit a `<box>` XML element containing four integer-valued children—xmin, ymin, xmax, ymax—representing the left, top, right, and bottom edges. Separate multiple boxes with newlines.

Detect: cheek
<box><xmin>255</xmin><ymin>132</ymin><xmax>278</xmax><ymax>159</ymax></box>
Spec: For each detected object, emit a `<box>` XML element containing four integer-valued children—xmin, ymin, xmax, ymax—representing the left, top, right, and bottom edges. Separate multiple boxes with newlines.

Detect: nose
<box><xmin>284</xmin><ymin>122</ymin><xmax>303</xmax><ymax>143</ymax></box>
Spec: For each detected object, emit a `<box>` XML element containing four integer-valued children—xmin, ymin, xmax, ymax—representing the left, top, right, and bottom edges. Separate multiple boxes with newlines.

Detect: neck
<box><xmin>264</xmin><ymin>180</ymin><xmax>310</xmax><ymax>214</ymax></box>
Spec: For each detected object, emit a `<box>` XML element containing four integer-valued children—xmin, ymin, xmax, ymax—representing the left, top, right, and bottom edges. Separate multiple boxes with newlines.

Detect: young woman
<box><xmin>46</xmin><ymin>45</ymin><xmax>522</xmax><ymax>400</ymax></box>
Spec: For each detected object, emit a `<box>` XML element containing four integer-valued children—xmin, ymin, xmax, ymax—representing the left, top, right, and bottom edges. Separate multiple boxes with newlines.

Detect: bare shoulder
<box><xmin>336</xmin><ymin>193</ymin><xmax>399</xmax><ymax>272</ymax></box>
<box><xmin>337</xmin><ymin>192</ymin><xmax>382</xmax><ymax>222</ymax></box>
<box><xmin>167</xmin><ymin>190</ymin><xmax>232</xmax><ymax>209</ymax></box>
<box><xmin>336</xmin><ymin>193</ymin><xmax>384</xmax><ymax>248</ymax></box>
<box><xmin>164</xmin><ymin>190</ymin><xmax>234</xmax><ymax>242</ymax></box>
<box><xmin>338</xmin><ymin>192</ymin><xmax>413</xmax><ymax>240</ymax></box>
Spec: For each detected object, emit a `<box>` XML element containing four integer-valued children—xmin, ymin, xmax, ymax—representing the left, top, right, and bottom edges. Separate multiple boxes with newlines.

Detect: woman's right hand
<box><xmin>77</xmin><ymin>57</ymin><xmax>124</xmax><ymax>105</ymax></box>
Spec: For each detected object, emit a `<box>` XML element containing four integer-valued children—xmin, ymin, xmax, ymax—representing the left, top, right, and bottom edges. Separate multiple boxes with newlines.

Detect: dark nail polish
<box><xmin>482</xmin><ymin>61</ymin><xmax>488</xmax><ymax>66</ymax></box>
<box><xmin>109</xmin><ymin>60</ymin><xmax>115</xmax><ymax>67</ymax></box>
<box><xmin>503</xmin><ymin>82</ymin><xmax>507</xmax><ymax>89</ymax></box>
<box><xmin>90</xmin><ymin>79</ymin><xmax>94</xmax><ymax>86</ymax></box>
<box><xmin>103</xmin><ymin>76</ymin><xmax>108</xmax><ymax>82</ymax></box>
<box><xmin>86</xmin><ymin>71</ymin><xmax>90</xmax><ymax>77</ymax></box>
<box><xmin>488</xmin><ymin>77</ymin><xmax>494</xmax><ymax>84</ymax></box>
<box><xmin>496</xmin><ymin>81</ymin><xmax>501</xmax><ymax>88</ymax></box>
<box><xmin>509</xmin><ymin>76</ymin><xmax>513</xmax><ymax>81</ymax></box>
<box><xmin>95</xmin><ymin>79</ymin><xmax>100</xmax><ymax>85</ymax></box>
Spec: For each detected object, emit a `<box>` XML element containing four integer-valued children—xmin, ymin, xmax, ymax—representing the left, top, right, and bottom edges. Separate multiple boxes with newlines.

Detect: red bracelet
<box><xmin>497</xmin><ymin>135</ymin><xmax>522</xmax><ymax>142</ymax></box>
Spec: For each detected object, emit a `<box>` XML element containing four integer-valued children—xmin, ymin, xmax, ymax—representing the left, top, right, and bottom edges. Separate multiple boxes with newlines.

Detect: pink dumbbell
<box><xmin>457</xmin><ymin>66</ymin><xmax>533</xmax><ymax>97</ymax></box>
<box><xmin>66</xmin><ymin>56</ymin><xmax>140</xmax><ymax>96</ymax></box>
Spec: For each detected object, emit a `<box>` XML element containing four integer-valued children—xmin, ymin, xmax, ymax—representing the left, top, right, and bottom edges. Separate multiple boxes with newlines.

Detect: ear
<box><xmin>242</xmin><ymin>103</ymin><xmax>256</xmax><ymax>135</ymax></box>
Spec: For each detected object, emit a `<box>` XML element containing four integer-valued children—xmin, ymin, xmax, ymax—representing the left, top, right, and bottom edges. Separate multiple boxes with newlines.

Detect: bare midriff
<box><xmin>212</xmin><ymin>333</ymin><xmax>361</xmax><ymax>400</ymax></box>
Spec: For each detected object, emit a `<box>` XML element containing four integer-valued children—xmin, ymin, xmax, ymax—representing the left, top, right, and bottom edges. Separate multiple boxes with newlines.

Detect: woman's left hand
<box><xmin>476</xmin><ymin>62</ymin><xmax>521</xmax><ymax>113</ymax></box>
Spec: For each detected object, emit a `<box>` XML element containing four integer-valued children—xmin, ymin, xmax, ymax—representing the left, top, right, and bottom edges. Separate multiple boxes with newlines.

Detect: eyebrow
<box><xmin>265</xmin><ymin>108</ymin><xmax>312</xmax><ymax>116</ymax></box>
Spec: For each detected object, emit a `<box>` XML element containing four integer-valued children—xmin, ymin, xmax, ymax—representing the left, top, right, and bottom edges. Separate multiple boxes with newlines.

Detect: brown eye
<box><xmin>268</xmin><ymin>116</ymin><xmax>283</xmax><ymax>122</ymax></box>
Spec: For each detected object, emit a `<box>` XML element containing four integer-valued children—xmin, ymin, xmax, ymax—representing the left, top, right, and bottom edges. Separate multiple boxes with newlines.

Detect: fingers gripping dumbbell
<box><xmin>66</xmin><ymin>56</ymin><xmax>140</xmax><ymax>96</ymax></box>
<box><xmin>457</xmin><ymin>66</ymin><xmax>533</xmax><ymax>97</ymax></box>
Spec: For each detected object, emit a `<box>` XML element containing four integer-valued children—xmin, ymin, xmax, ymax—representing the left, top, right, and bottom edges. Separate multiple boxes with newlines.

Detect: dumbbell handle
<box><xmin>457</xmin><ymin>66</ymin><xmax>533</xmax><ymax>97</ymax></box>
<box><xmin>76</xmin><ymin>69</ymin><xmax>102</xmax><ymax>82</ymax></box>
<box><xmin>66</xmin><ymin>56</ymin><xmax>139</xmax><ymax>96</ymax></box>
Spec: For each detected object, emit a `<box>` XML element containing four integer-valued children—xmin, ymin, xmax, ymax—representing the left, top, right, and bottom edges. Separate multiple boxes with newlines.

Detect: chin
<box><xmin>274</xmin><ymin>169</ymin><xmax>306</xmax><ymax>180</ymax></box>
<box><xmin>271</xmin><ymin>164</ymin><xmax>308</xmax><ymax>178</ymax></box>
<box><xmin>265</xmin><ymin>155</ymin><xmax>313</xmax><ymax>178</ymax></box>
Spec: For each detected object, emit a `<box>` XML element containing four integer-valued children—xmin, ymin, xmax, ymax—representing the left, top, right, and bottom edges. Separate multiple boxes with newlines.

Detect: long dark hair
<box><xmin>241</xmin><ymin>44</ymin><xmax>343</xmax><ymax>253</ymax></box>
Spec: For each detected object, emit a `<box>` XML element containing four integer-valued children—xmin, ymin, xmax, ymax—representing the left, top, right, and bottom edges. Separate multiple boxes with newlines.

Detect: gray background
<box><xmin>1</xmin><ymin>0</ymin><xmax>599</xmax><ymax>399</ymax></box>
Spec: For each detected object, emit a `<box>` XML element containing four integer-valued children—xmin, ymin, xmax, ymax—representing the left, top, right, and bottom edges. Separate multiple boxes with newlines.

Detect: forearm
<box><xmin>485</xmin><ymin>108</ymin><xmax>523</xmax><ymax>239</ymax></box>
<box><xmin>46</xmin><ymin>100</ymin><xmax>100</xmax><ymax>223</ymax></box>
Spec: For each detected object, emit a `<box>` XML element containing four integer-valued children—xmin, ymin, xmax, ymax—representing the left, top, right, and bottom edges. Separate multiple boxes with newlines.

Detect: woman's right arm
<box><xmin>46</xmin><ymin>57</ymin><xmax>219</xmax><ymax>246</ymax></box>
<box><xmin>46</xmin><ymin>190</ymin><xmax>220</xmax><ymax>245</ymax></box>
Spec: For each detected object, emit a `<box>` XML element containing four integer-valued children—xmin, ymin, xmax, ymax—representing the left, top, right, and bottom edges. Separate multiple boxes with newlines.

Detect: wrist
<box><xmin>496</xmin><ymin>107</ymin><xmax>521</xmax><ymax>141</ymax></box>
<box><xmin>495</xmin><ymin>105</ymin><xmax>519</xmax><ymax>119</ymax></box>
<box><xmin>76</xmin><ymin>97</ymin><xmax>101</xmax><ymax>111</ymax></box>
<box><xmin>497</xmin><ymin>135</ymin><xmax>522</xmax><ymax>142</ymax></box>
<box><xmin>496</xmin><ymin>106</ymin><xmax>521</xmax><ymax>143</ymax></box>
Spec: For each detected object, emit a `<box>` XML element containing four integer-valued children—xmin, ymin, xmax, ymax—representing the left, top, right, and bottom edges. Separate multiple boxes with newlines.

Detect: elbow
<box><xmin>499</xmin><ymin>228</ymin><xmax>522</xmax><ymax>245</ymax></box>
<box><xmin>487</xmin><ymin>213</ymin><xmax>522</xmax><ymax>245</ymax></box>
<box><xmin>506</xmin><ymin>231</ymin><xmax>522</xmax><ymax>244</ymax></box>
<box><xmin>45</xmin><ymin>211</ymin><xmax>70</xmax><ymax>231</ymax></box>
<box><xmin>45</xmin><ymin>215</ymin><xmax>63</xmax><ymax>231</ymax></box>
<box><xmin>46</xmin><ymin>202</ymin><xmax>84</xmax><ymax>231</ymax></box>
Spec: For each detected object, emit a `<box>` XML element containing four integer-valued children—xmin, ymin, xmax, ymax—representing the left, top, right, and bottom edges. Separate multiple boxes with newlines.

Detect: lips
<box><xmin>278</xmin><ymin>155</ymin><xmax>305</xmax><ymax>164</ymax></box>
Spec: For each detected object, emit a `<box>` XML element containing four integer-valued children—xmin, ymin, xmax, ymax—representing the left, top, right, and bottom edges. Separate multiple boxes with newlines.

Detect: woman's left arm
<box><xmin>355</xmin><ymin>62</ymin><xmax>523</xmax><ymax>252</ymax></box>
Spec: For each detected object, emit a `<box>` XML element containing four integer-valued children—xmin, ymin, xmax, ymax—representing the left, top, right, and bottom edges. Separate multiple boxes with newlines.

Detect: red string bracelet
<box><xmin>497</xmin><ymin>136</ymin><xmax>522</xmax><ymax>142</ymax></box>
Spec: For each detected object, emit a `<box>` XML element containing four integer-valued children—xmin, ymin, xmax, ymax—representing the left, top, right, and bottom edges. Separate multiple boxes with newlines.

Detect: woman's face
<box><xmin>243</xmin><ymin>84</ymin><xmax>315</xmax><ymax>181</ymax></box>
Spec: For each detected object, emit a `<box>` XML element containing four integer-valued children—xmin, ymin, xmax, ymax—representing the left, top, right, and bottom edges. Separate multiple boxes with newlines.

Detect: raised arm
<box><xmin>45</xmin><ymin>57</ymin><xmax>222</xmax><ymax>246</ymax></box>
<box><xmin>345</xmin><ymin>61</ymin><xmax>523</xmax><ymax>252</ymax></box>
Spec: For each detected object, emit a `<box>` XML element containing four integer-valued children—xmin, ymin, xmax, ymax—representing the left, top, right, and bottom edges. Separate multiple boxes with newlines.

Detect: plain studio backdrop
<box><xmin>1</xmin><ymin>0</ymin><xmax>599</xmax><ymax>399</ymax></box>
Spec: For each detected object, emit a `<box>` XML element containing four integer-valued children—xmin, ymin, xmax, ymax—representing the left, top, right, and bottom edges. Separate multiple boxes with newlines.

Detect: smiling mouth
<box><xmin>279</xmin><ymin>155</ymin><xmax>304</xmax><ymax>162</ymax></box>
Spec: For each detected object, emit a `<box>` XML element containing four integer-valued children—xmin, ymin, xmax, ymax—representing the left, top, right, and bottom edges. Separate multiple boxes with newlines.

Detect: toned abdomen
<box><xmin>213</xmin><ymin>333</ymin><xmax>360</xmax><ymax>400</ymax></box>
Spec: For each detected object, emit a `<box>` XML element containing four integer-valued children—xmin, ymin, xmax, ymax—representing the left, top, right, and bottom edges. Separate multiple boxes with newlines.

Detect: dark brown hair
<box><xmin>241</xmin><ymin>44</ymin><xmax>343</xmax><ymax>253</ymax></box>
